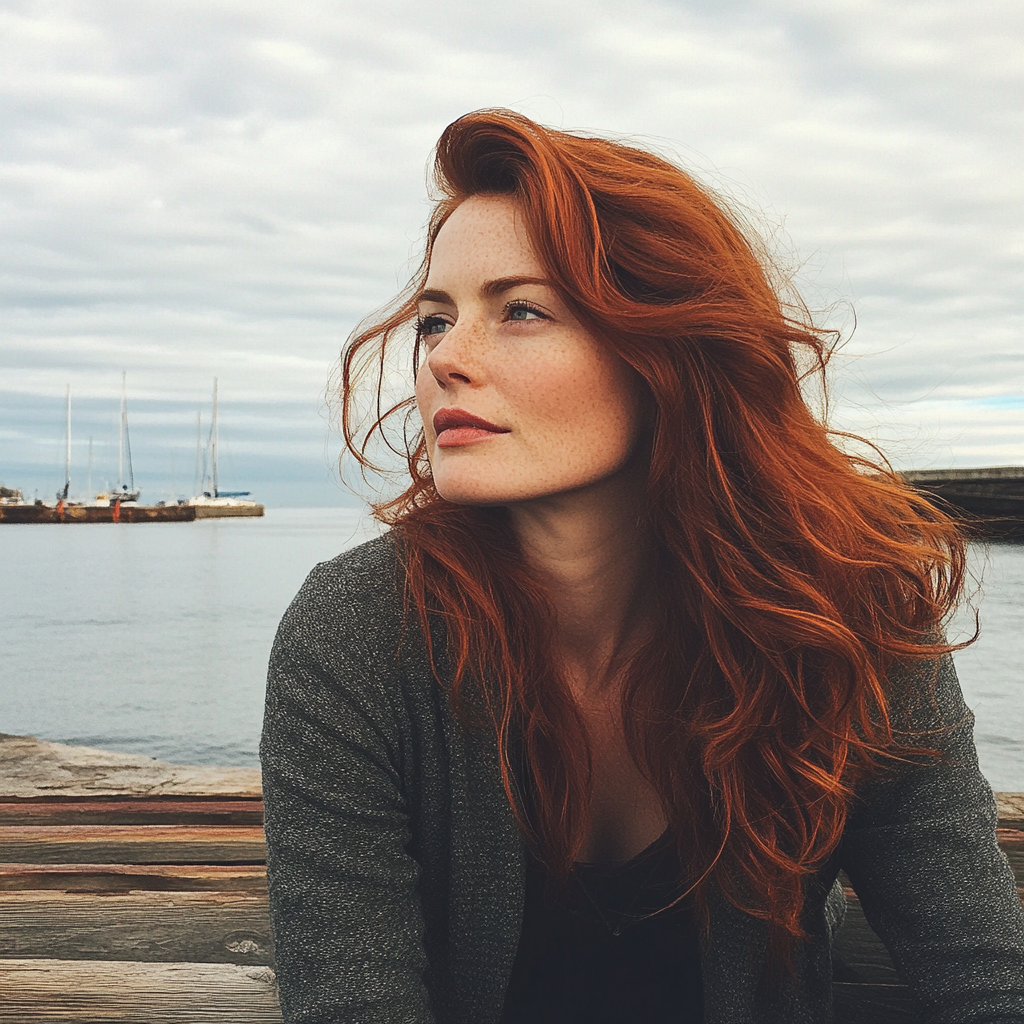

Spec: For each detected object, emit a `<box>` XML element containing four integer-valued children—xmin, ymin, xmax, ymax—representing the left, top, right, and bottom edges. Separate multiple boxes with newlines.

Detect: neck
<box><xmin>507</xmin><ymin>462</ymin><xmax>655</xmax><ymax>697</ymax></box>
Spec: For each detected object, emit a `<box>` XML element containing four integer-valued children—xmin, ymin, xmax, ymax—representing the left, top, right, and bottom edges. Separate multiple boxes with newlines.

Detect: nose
<box><xmin>424</xmin><ymin>322</ymin><xmax>476</xmax><ymax>388</ymax></box>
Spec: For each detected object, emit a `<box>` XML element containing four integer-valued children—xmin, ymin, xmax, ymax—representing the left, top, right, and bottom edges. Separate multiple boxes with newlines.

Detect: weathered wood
<box><xmin>0</xmin><ymin>735</ymin><xmax>261</xmax><ymax>800</ymax></box>
<box><xmin>833</xmin><ymin>891</ymin><xmax>902</xmax><ymax>986</ymax></box>
<box><xmin>0</xmin><ymin>799</ymin><xmax>264</xmax><ymax>826</ymax></box>
<box><xmin>0</xmin><ymin>890</ymin><xmax>273</xmax><ymax>964</ymax></box>
<box><xmin>1</xmin><ymin>734</ymin><xmax>1020</xmax><ymax>1024</ymax></box>
<box><xmin>997</xmin><ymin>793</ymin><xmax>1024</xmax><ymax>831</ymax></box>
<box><xmin>1</xmin><ymin>825</ymin><xmax>267</xmax><ymax>864</ymax></box>
<box><xmin>997</xmin><ymin>828</ymin><xmax>1024</xmax><ymax>881</ymax></box>
<box><xmin>0</xmin><ymin>863</ymin><xmax>267</xmax><ymax>892</ymax></box>
<box><xmin>0</xmin><ymin>959</ymin><xmax>282</xmax><ymax>1023</ymax></box>
<box><xmin>4</xmin><ymin>734</ymin><xmax>1013</xmax><ymax>827</ymax></box>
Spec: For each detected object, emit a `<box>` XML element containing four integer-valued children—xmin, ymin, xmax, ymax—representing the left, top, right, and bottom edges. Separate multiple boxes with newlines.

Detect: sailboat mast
<box><xmin>124</xmin><ymin>413</ymin><xmax>134</xmax><ymax>492</ymax></box>
<box><xmin>211</xmin><ymin>378</ymin><xmax>219</xmax><ymax>499</ymax></box>
<box><xmin>118</xmin><ymin>371</ymin><xmax>126</xmax><ymax>491</ymax></box>
<box><xmin>87</xmin><ymin>437</ymin><xmax>93</xmax><ymax>498</ymax></box>
<box><xmin>194</xmin><ymin>412</ymin><xmax>203</xmax><ymax>496</ymax></box>
<box><xmin>63</xmin><ymin>385</ymin><xmax>71</xmax><ymax>500</ymax></box>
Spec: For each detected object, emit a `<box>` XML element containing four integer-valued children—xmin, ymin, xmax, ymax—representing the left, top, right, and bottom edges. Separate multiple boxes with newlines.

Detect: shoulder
<box><xmin>267</xmin><ymin>532</ymin><xmax>425</xmax><ymax>723</ymax></box>
<box><xmin>263</xmin><ymin>531</ymin><xmax>444</xmax><ymax>777</ymax></box>
<box><xmin>883</xmin><ymin>648</ymin><xmax>973</xmax><ymax>740</ymax></box>
<box><xmin>848</xmin><ymin>649</ymin><xmax>984</xmax><ymax>829</ymax></box>
<box><xmin>290</xmin><ymin>529</ymin><xmax>403</xmax><ymax>617</ymax></box>
<box><xmin>275</xmin><ymin>531</ymin><xmax>405</xmax><ymax>660</ymax></box>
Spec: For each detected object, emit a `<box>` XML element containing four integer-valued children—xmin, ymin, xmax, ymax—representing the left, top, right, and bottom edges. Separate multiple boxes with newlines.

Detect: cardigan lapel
<box><xmin>442</xmin><ymin>702</ymin><xmax>527</xmax><ymax>1024</ymax></box>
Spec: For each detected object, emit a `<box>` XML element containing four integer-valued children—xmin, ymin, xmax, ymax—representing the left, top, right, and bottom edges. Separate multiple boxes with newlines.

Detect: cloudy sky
<box><xmin>1</xmin><ymin>0</ymin><xmax>1021</xmax><ymax>506</ymax></box>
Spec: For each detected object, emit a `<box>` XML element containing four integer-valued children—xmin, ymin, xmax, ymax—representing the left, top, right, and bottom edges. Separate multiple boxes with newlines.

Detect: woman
<box><xmin>260</xmin><ymin>110</ymin><xmax>1024</xmax><ymax>1023</ymax></box>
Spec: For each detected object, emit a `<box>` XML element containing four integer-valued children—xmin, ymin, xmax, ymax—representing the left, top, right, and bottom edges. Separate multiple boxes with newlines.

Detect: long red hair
<box><xmin>341</xmin><ymin>110</ymin><xmax>968</xmax><ymax>943</ymax></box>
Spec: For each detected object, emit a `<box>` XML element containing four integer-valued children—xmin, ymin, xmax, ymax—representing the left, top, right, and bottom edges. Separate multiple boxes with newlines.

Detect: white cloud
<box><xmin>1</xmin><ymin>0</ymin><xmax>1021</xmax><ymax>499</ymax></box>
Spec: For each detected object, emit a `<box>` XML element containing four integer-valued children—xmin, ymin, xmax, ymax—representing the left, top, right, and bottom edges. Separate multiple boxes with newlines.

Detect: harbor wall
<box><xmin>901</xmin><ymin>467</ymin><xmax>1024</xmax><ymax>536</ymax></box>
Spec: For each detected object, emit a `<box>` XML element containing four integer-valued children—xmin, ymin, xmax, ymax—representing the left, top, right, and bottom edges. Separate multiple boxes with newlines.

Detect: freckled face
<box><xmin>414</xmin><ymin>195</ymin><xmax>647</xmax><ymax>506</ymax></box>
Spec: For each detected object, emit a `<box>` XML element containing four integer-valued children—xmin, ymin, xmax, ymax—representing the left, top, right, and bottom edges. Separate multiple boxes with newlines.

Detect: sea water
<box><xmin>1</xmin><ymin>509</ymin><xmax>1022</xmax><ymax>789</ymax></box>
<box><xmin>0</xmin><ymin>508</ymin><xmax>383</xmax><ymax>765</ymax></box>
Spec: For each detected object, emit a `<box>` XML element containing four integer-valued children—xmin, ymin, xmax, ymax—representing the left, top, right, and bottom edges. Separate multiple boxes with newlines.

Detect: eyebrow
<box><xmin>416</xmin><ymin>276</ymin><xmax>551</xmax><ymax>306</ymax></box>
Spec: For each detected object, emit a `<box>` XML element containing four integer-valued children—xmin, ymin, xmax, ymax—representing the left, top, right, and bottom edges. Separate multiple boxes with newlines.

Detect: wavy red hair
<box><xmin>341</xmin><ymin>110</ymin><xmax>968</xmax><ymax>945</ymax></box>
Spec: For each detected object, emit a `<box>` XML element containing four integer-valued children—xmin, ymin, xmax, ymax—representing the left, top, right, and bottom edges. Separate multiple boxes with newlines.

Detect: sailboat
<box><xmin>186</xmin><ymin>378</ymin><xmax>264</xmax><ymax>518</ymax></box>
<box><xmin>55</xmin><ymin>385</ymin><xmax>72</xmax><ymax>507</ymax></box>
<box><xmin>97</xmin><ymin>373</ymin><xmax>141</xmax><ymax>505</ymax></box>
<box><xmin>0</xmin><ymin>376</ymin><xmax>200</xmax><ymax>523</ymax></box>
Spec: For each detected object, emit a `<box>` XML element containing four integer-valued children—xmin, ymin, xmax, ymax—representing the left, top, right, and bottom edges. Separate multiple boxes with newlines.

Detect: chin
<box><xmin>431</xmin><ymin>469</ymin><xmax>613</xmax><ymax>508</ymax></box>
<box><xmin>432</xmin><ymin>477</ymin><xmax>519</xmax><ymax>507</ymax></box>
<box><xmin>429</xmin><ymin>461</ymin><xmax>532</xmax><ymax>505</ymax></box>
<box><xmin>429</xmin><ymin>449</ymin><xmax>642</xmax><ymax>507</ymax></box>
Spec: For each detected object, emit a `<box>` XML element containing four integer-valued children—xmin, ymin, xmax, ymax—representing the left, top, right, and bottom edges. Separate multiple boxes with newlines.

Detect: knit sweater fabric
<box><xmin>260</xmin><ymin>534</ymin><xmax>1024</xmax><ymax>1023</ymax></box>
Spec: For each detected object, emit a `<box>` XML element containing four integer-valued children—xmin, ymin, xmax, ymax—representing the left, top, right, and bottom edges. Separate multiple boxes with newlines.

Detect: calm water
<box><xmin>1</xmin><ymin>508</ymin><xmax>383</xmax><ymax>765</ymax></box>
<box><xmin>2</xmin><ymin>511</ymin><xmax>1022</xmax><ymax>789</ymax></box>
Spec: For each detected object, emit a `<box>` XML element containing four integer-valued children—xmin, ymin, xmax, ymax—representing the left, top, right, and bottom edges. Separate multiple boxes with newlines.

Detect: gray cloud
<box><xmin>1</xmin><ymin>0</ymin><xmax>1022</xmax><ymax>503</ymax></box>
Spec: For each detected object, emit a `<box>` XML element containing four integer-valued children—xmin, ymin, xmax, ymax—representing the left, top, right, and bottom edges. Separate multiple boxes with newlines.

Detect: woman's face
<box><xmin>415</xmin><ymin>195</ymin><xmax>647</xmax><ymax>507</ymax></box>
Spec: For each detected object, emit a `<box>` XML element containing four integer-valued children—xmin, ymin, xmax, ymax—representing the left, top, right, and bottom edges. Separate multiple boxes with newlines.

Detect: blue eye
<box><xmin>505</xmin><ymin>301</ymin><xmax>545</xmax><ymax>322</ymax></box>
<box><xmin>416</xmin><ymin>315</ymin><xmax>451</xmax><ymax>338</ymax></box>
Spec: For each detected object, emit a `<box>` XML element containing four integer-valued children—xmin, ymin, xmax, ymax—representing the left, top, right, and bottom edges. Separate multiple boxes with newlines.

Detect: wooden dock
<box><xmin>0</xmin><ymin>504</ymin><xmax>197</xmax><ymax>524</ymax></box>
<box><xmin>0</xmin><ymin>502</ymin><xmax>265</xmax><ymax>524</ymax></box>
<box><xmin>2</xmin><ymin>733</ymin><xmax>1022</xmax><ymax>1022</ymax></box>
<box><xmin>0</xmin><ymin>735</ymin><xmax>276</xmax><ymax>1022</ymax></box>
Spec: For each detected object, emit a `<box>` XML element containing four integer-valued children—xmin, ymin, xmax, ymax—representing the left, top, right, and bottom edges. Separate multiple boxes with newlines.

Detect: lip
<box><xmin>432</xmin><ymin>407</ymin><xmax>510</xmax><ymax>448</ymax></box>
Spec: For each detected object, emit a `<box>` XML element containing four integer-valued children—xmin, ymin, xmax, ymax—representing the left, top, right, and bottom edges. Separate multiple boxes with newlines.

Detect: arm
<box><xmin>260</xmin><ymin>554</ymin><xmax>435</xmax><ymax>1024</ymax></box>
<box><xmin>841</xmin><ymin>654</ymin><xmax>1024</xmax><ymax>1023</ymax></box>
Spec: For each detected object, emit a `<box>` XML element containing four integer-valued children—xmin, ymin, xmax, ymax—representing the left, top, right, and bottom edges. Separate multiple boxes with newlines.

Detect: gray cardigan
<box><xmin>260</xmin><ymin>534</ymin><xmax>1024</xmax><ymax>1023</ymax></box>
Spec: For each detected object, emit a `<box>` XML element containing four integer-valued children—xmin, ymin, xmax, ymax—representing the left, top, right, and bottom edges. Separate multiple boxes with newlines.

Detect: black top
<box><xmin>500</xmin><ymin>834</ymin><xmax>703</xmax><ymax>1024</ymax></box>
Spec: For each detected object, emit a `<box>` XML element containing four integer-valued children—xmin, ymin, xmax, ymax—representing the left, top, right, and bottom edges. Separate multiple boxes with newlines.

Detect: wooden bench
<box><xmin>2</xmin><ymin>734</ymin><xmax>1022</xmax><ymax>1022</ymax></box>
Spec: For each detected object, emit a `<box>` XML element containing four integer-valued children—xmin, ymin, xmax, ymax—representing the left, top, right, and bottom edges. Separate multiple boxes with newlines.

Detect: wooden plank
<box><xmin>0</xmin><ymin>863</ymin><xmax>267</xmax><ymax>893</ymax></box>
<box><xmin>997</xmin><ymin>828</ymin><xmax>1024</xmax><ymax>882</ymax></box>
<box><xmin>997</xmin><ymin>793</ymin><xmax>1024</xmax><ymax>831</ymax></box>
<box><xmin>4</xmin><ymin>733</ymin><xmax>1019</xmax><ymax>824</ymax></box>
<box><xmin>0</xmin><ymin>890</ymin><xmax>273</xmax><ymax>964</ymax></box>
<box><xmin>0</xmin><ymin>735</ymin><xmax>261</xmax><ymax>800</ymax></box>
<box><xmin>0</xmin><ymin>826</ymin><xmax>267</xmax><ymax>864</ymax></box>
<box><xmin>0</xmin><ymin>959</ymin><xmax>282</xmax><ymax>1023</ymax></box>
<box><xmin>832</xmin><ymin>891</ymin><xmax>902</xmax><ymax>986</ymax></box>
<box><xmin>0</xmin><ymin>799</ymin><xmax>264</xmax><ymax>826</ymax></box>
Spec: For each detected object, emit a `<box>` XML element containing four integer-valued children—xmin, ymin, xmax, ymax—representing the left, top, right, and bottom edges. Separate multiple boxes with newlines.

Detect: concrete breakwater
<box><xmin>901</xmin><ymin>467</ymin><xmax>1024</xmax><ymax>535</ymax></box>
